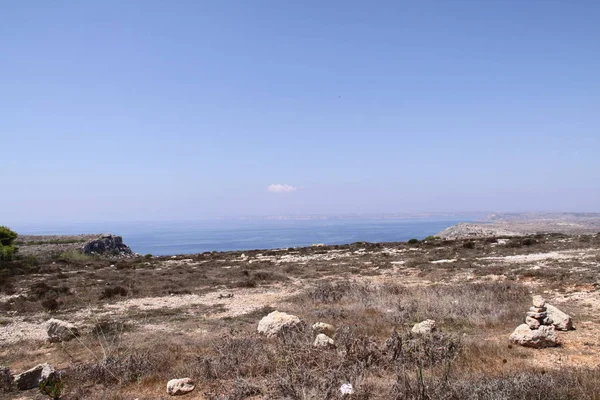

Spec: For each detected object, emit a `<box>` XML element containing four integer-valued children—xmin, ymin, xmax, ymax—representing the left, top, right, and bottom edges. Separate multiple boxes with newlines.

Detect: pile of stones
<box><xmin>525</xmin><ymin>295</ymin><xmax>550</xmax><ymax>330</ymax></box>
<box><xmin>509</xmin><ymin>295</ymin><xmax>573</xmax><ymax>348</ymax></box>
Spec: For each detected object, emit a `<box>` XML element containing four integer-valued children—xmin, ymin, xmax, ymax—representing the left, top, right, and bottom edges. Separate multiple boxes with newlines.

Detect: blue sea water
<box><xmin>15</xmin><ymin>217</ymin><xmax>472</xmax><ymax>256</ymax></box>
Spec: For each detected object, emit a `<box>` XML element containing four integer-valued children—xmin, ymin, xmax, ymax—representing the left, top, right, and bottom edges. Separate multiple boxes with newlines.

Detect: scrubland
<box><xmin>2</xmin><ymin>233</ymin><xmax>600</xmax><ymax>399</ymax></box>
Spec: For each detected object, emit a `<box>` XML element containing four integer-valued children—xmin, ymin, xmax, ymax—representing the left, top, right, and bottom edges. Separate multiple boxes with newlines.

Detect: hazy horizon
<box><xmin>3</xmin><ymin>1</ymin><xmax>599</xmax><ymax>225</ymax></box>
<box><xmin>6</xmin><ymin>210</ymin><xmax>599</xmax><ymax>230</ymax></box>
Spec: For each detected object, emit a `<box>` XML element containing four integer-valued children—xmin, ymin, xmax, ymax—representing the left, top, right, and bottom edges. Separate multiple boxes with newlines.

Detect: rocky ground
<box><xmin>1</xmin><ymin>232</ymin><xmax>600</xmax><ymax>399</ymax></box>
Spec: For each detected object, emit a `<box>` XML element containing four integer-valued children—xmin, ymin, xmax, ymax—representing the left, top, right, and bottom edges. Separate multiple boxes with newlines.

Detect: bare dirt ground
<box><xmin>2</xmin><ymin>233</ymin><xmax>600</xmax><ymax>399</ymax></box>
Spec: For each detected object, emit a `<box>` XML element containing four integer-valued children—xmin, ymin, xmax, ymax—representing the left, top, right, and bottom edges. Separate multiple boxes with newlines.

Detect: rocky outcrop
<box><xmin>257</xmin><ymin>311</ymin><xmax>302</xmax><ymax>338</ymax></box>
<box><xmin>509</xmin><ymin>324</ymin><xmax>559</xmax><ymax>348</ymax></box>
<box><xmin>13</xmin><ymin>363</ymin><xmax>56</xmax><ymax>390</ymax></box>
<box><xmin>545</xmin><ymin>304</ymin><xmax>574</xmax><ymax>331</ymax></box>
<box><xmin>313</xmin><ymin>333</ymin><xmax>335</xmax><ymax>348</ymax></box>
<box><xmin>47</xmin><ymin>318</ymin><xmax>79</xmax><ymax>343</ymax></box>
<box><xmin>312</xmin><ymin>322</ymin><xmax>335</xmax><ymax>337</ymax></box>
<box><xmin>411</xmin><ymin>319</ymin><xmax>436</xmax><ymax>335</ymax></box>
<box><xmin>166</xmin><ymin>378</ymin><xmax>195</xmax><ymax>396</ymax></box>
<box><xmin>82</xmin><ymin>234</ymin><xmax>133</xmax><ymax>256</ymax></box>
<box><xmin>437</xmin><ymin>223</ymin><xmax>519</xmax><ymax>239</ymax></box>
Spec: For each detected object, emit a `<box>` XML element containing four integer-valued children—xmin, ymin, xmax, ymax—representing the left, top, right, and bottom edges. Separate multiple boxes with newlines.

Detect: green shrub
<box><xmin>0</xmin><ymin>243</ymin><xmax>17</xmax><ymax>261</ymax></box>
<box><xmin>521</xmin><ymin>238</ymin><xmax>537</xmax><ymax>246</ymax></box>
<box><xmin>407</xmin><ymin>238</ymin><xmax>419</xmax><ymax>244</ymax></box>
<box><xmin>0</xmin><ymin>226</ymin><xmax>17</xmax><ymax>246</ymax></box>
<box><xmin>41</xmin><ymin>297</ymin><xmax>60</xmax><ymax>312</ymax></box>
<box><xmin>424</xmin><ymin>236</ymin><xmax>441</xmax><ymax>241</ymax></box>
<box><xmin>0</xmin><ymin>227</ymin><xmax>18</xmax><ymax>262</ymax></box>
<box><xmin>58</xmin><ymin>250</ymin><xmax>91</xmax><ymax>263</ymax></box>
<box><xmin>39</xmin><ymin>376</ymin><xmax>64</xmax><ymax>399</ymax></box>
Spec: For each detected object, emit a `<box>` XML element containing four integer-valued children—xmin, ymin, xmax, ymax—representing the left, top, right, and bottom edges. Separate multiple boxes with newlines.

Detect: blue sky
<box><xmin>2</xmin><ymin>0</ymin><xmax>599</xmax><ymax>224</ymax></box>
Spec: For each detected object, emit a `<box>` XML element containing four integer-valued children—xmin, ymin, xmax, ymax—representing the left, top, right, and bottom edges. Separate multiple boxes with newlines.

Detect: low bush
<box><xmin>0</xmin><ymin>243</ymin><xmax>17</xmax><ymax>261</ymax></box>
<box><xmin>41</xmin><ymin>297</ymin><xmax>60</xmax><ymax>312</ymax></box>
<box><xmin>0</xmin><ymin>226</ymin><xmax>17</xmax><ymax>246</ymax></box>
<box><xmin>99</xmin><ymin>286</ymin><xmax>128</xmax><ymax>300</ymax></box>
<box><xmin>91</xmin><ymin>320</ymin><xmax>131</xmax><ymax>337</ymax></box>
<box><xmin>0</xmin><ymin>366</ymin><xmax>12</xmax><ymax>393</ymax></box>
<box><xmin>58</xmin><ymin>250</ymin><xmax>91</xmax><ymax>263</ymax></box>
<box><xmin>391</xmin><ymin>368</ymin><xmax>600</xmax><ymax>400</ymax></box>
<box><xmin>521</xmin><ymin>238</ymin><xmax>537</xmax><ymax>246</ymax></box>
<box><xmin>39</xmin><ymin>376</ymin><xmax>64</xmax><ymax>400</ymax></box>
<box><xmin>0</xmin><ymin>227</ymin><xmax>18</xmax><ymax>262</ymax></box>
<box><xmin>68</xmin><ymin>351</ymin><xmax>164</xmax><ymax>385</ymax></box>
<box><xmin>424</xmin><ymin>236</ymin><xmax>441</xmax><ymax>241</ymax></box>
<box><xmin>30</xmin><ymin>282</ymin><xmax>70</xmax><ymax>300</ymax></box>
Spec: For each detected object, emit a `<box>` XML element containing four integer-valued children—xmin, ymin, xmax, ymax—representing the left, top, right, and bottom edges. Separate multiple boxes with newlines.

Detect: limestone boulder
<box><xmin>411</xmin><ymin>319</ymin><xmax>436</xmax><ymax>335</ymax></box>
<box><xmin>166</xmin><ymin>378</ymin><xmax>195</xmax><ymax>396</ymax></box>
<box><xmin>257</xmin><ymin>311</ymin><xmax>302</xmax><ymax>338</ymax></box>
<box><xmin>340</xmin><ymin>383</ymin><xmax>354</xmax><ymax>395</ymax></box>
<box><xmin>312</xmin><ymin>322</ymin><xmax>335</xmax><ymax>337</ymax></box>
<box><xmin>47</xmin><ymin>318</ymin><xmax>79</xmax><ymax>343</ymax></box>
<box><xmin>13</xmin><ymin>364</ymin><xmax>56</xmax><ymax>390</ymax></box>
<box><xmin>532</xmin><ymin>295</ymin><xmax>546</xmax><ymax>308</ymax></box>
<box><xmin>545</xmin><ymin>304</ymin><xmax>574</xmax><ymax>331</ymax></box>
<box><xmin>525</xmin><ymin>316</ymin><xmax>541</xmax><ymax>329</ymax></box>
<box><xmin>509</xmin><ymin>324</ymin><xmax>559</xmax><ymax>348</ymax></box>
<box><xmin>313</xmin><ymin>333</ymin><xmax>335</xmax><ymax>348</ymax></box>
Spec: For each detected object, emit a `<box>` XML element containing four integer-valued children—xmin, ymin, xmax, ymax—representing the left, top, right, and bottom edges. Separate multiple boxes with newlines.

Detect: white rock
<box><xmin>532</xmin><ymin>295</ymin><xmax>546</xmax><ymax>308</ymax></box>
<box><xmin>257</xmin><ymin>311</ymin><xmax>302</xmax><ymax>338</ymax></box>
<box><xmin>47</xmin><ymin>318</ymin><xmax>79</xmax><ymax>343</ymax></box>
<box><xmin>545</xmin><ymin>304</ymin><xmax>574</xmax><ymax>331</ymax></box>
<box><xmin>13</xmin><ymin>363</ymin><xmax>56</xmax><ymax>390</ymax></box>
<box><xmin>166</xmin><ymin>378</ymin><xmax>195</xmax><ymax>396</ymax></box>
<box><xmin>509</xmin><ymin>324</ymin><xmax>559</xmax><ymax>348</ymax></box>
<box><xmin>313</xmin><ymin>333</ymin><xmax>335</xmax><ymax>348</ymax></box>
<box><xmin>312</xmin><ymin>322</ymin><xmax>335</xmax><ymax>337</ymax></box>
<box><xmin>411</xmin><ymin>319</ymin><xmax>436</xmax><ymax>335</ymax></box>
<box><xmin>525</xmin><ymin>316</ymin><xmax>541</xmax><ymax>329</ymax></box>
<box><xmin>340</xmin><ymin>383</ymin><xmax>354</xmax><ymax>395</ymax></box>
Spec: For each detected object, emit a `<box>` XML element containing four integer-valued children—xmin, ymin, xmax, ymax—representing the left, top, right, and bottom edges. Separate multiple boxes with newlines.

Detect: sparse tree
<box><xmin>0</xmin><ymin>226</ymin><xmax>18</xmax><ymax>261</ymax></box>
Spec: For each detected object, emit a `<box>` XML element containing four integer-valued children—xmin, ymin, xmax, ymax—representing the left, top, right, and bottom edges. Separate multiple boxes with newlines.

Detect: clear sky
<box><xmin>2</xmin><ymin>0</ymin><xmax>599</xmax><ymax>224</ymax></box>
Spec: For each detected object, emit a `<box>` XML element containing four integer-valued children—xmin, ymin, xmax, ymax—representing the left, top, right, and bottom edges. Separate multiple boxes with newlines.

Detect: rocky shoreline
<box><xmin>16</xmin><ymin>234</ymin><xmax>133</xmax><ymax>258</ymax></box>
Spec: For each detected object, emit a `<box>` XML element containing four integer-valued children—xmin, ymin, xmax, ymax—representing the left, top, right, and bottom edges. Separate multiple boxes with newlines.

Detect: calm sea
<box><xmin>15</xmin><ymin>217</ymin><xmax>472</xmax><ymax>256</ymax></box>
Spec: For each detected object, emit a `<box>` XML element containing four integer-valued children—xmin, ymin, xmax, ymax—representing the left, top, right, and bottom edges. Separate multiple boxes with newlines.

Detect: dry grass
<box><xmin>49</xmin><ymin>323</ymin><xmax>600</xmax><ymax>400</ymax></box>
<box><xmin>2</xmin><ymin>234</ymin><xmax>600</xmax><ymax>399</ymax></box>
<box><xmin>291</xmin><ymin>281</ymin><xmax>530</xmax><ymax>337</ymax></box>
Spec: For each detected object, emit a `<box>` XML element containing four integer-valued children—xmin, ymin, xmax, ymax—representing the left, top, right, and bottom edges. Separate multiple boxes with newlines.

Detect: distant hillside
<box><xmin>438</xmin><ymin>212</ymin><xmax>600</xmax><ymax>239</ymax></box>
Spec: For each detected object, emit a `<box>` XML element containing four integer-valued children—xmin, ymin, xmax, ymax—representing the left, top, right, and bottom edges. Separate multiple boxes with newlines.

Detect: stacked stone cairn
<box><xmin>526</xmin><ymin>295</ymin><xmax>549</xmax><ymax>329</ymax></box>
<box><xmin>509</xmin><ymin>295</ymin><xmax>559</xmax><ymax>348</ymax></box>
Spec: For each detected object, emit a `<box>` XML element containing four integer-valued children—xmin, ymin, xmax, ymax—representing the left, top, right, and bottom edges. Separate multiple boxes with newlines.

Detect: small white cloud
<box><xmin>268</xmin><ymin>184</ymin><xmax>298</xmax><ymax>193</ymax></box>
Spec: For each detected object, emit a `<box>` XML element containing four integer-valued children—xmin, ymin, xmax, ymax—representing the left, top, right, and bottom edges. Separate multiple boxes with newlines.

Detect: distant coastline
<box><xmin>11</xmin><ymin>212</ymin><xmax>600</xmax><ymax>255</ymax></box>
<box><xmin>13</xmin><ymin>216</ymin><xmax>472</xmax><ymax>256</ymax></box>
